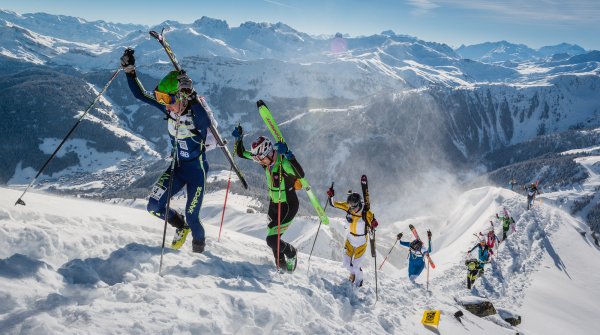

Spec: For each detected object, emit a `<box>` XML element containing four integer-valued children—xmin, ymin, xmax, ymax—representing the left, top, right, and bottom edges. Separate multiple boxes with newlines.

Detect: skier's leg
<box><xmin>182</xmin><ymin>157</ymin><xmax>208</xmax><ymax>252</ymax></box>
<box><xmin>147</xmin><ymin>165</ymin><xmax>185</xmax><ymax>228</ymax></box>
<box><xmin>279</xmin><ymin>193</ymin><xmax>299</xmax><ymax>261</ymax></box>
<box><xmin>343</xmin><ymin>240</ymin><xmax>354</xmax><ymax>273</ymax></box>
<box><xmin>266</xmin><ymin>199</ymin><xmax>299</xmax><ymax>268</ymax></box>
<box><xmin>351</xmin><ymin>243</ymin><xmax>367</xmax><ymax>287</ymax></box>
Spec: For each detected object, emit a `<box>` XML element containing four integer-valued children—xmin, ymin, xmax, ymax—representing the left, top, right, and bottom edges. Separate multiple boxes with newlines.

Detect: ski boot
<box><xmin>171</xmin><ymin>223</ymin><xmax>190</xmax><ymax>250</ymax></box>
<box><xmin>349</xmin><ymin>273</ymin><xmax>355</xmax><ymax>283</ymax></box>
<box><xmin>354</xmin><ymin>268</ymin><xmax>363</xmax><ymax>287</ymax></box>
<box><xmin>192</xmin><ymin>239</ymin><xmax>205</xmax><ymax>253</ymax></box>
<box><xmin>286</xmin><ymin>254</ymin><xmax>297</xmax><ymax>272</ymax></box>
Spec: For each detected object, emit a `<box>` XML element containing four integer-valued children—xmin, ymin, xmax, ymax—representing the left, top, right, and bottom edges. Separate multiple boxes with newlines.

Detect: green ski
<box><xmin>256</xmin><ymin>100</ymin><xmax>329</xmax><ymax>225</ymax></box>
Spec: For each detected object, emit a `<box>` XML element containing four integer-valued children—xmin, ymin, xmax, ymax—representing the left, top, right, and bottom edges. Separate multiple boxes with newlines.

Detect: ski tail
<box><xmin>426</xmin><ymin>253</ymin><xmax>436</xmax><ymax>269</ymax></box>
<box><xmin>361</xmin><ymin>175</ymin><xmax>370</xmax><ymax>212</ymax></box>
<box><xmin>409</xmin><ymin>224</ymin><xmax>421</xmax><ymax>241</ymax></box>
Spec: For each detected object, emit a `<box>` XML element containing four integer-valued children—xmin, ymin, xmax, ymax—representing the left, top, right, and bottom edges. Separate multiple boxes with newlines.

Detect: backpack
<box><xmin>465</xmin><ymin>258</ymin><xmax>480</xmax><ymax>271</ymax></box>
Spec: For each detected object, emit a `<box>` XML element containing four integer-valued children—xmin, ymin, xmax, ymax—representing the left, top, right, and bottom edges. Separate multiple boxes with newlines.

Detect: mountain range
<box><xmin>1</xmin><ymin>8</ymin><xmax>599</xmax><ymax>231</ymax></box>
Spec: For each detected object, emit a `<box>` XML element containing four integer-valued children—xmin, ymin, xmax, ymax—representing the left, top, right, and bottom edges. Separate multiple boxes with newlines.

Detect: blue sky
<box><xmin>1</xmin><ymin>0</ymin><xmax>599</xmax><ymax>49</ymax></box>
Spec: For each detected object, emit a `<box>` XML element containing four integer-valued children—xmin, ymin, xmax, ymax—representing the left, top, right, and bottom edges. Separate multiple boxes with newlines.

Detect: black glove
<box><xmin>231</xmin><ymin>124</ymin><xmax>243</xmax><ymax>140</ymax></box>
<box><xmin>326</xmin><ymin>186</ymin><xmax>335</xmax><ymax>198</ymax></box>
<box><xmin>427</xmin><ymin>230</ymin><xmax>432</xmax><ymax>239</ymax></box>
<box><xmin>177</xmin><ymin>72</ymin><xmax>193</xmax><ymax>96</ymax></box>
<box><xmin>120</xmin><ymin>48</ymin><xmax>135</xmax><ymax>73</ymax></box>
<box><xmin>397</xmin><ymin>232</ymin><xmax>403</xmax><ymax>240</ymax></box>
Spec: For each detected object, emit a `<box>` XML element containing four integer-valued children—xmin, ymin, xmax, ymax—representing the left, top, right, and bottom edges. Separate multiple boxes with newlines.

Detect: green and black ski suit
<box><xmin>497</xmin><ymin>215</ymin><xmax>515</xmax><ymax>240</ymax></box>
<box><xmin>235</xmin><ymin>139</ymin><xmax>305</xmax><ymax>267</ymax></box>
<box><xmin>465</xmin><ymin>258</ymin><xmax>482</xmax><ymax>289</ymax></box>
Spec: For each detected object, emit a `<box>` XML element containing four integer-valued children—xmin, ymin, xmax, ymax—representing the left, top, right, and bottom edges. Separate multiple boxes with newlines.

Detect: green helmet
<box><xmin>156</xmin><ymin>71</ymin><xmax>179</xmax><ymax>94</ymax></box>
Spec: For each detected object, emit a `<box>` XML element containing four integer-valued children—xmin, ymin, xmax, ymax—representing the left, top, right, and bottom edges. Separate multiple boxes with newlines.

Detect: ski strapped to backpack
<box><xmin>149</xmin><ymin>28</ymin><xmax>248</xmax><ymax>189</ymax></box>
<box><xmin>409</xmin><ymin>224</ymin><xmax>436</xmax><ymax>269</ymax></box>
<box><xmin>256</xmin><ymin>100</ymin><xmax>329</xmax><ymax>225</ymax></box>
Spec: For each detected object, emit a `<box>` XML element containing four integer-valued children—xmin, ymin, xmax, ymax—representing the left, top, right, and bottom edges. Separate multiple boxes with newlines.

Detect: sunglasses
<box><xmin>154</xmin><ymin>90</ymin><xmax>178</xmax><ymax>105</ymax></box>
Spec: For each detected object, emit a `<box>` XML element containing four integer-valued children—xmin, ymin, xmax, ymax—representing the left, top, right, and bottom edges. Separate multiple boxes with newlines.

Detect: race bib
<box><xmin>150</xmin><ymin>184</ymin><xmax>166</xmax><ymax>200</ymax></box>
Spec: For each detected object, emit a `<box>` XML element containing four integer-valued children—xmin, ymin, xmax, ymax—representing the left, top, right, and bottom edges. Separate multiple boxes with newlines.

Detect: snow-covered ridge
<box><xmin>0</xmin><ymin>10</ymin><xmax>597</xmax><ymax>91</ymax></box>
<box><xmin>1</xmin><ymin>181</ymin><xmax>598</xmax><ymax>334</ymax></box>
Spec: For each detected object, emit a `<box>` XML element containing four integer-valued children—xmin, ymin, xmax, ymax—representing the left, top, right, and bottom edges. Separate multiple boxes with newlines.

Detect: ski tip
<box><xmin>149</xmin><ymin>31</ymin><xmax>159</xmax><ymax>38</ymax></box>
<box><xmin>409</xmin><ymin>224</ymin><xmax>414</xmax><ymax>229</ymax></box>
<box><xmin>256</xmin><ymin>100</ymin><xmax>266</xmax><ymax>108</ymax></box>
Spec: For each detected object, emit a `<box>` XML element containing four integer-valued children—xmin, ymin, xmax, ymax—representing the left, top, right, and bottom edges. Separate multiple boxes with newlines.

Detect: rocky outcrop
<box><xmin>456</xmin><ymin>296</ymin><xmax>497</xmax><ymax>317</ymax></box>
<box><xmin>497</xmin><ymin>307</ymin><xmax>522</xmax><ymax>326</ymax></box>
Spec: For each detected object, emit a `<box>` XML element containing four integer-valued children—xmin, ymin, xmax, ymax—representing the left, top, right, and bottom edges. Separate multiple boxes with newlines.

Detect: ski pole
<box><xmin>426</xmin><ymin>257</ymin><xmax>430</xmax><ymax>291</ymax></box>
<box><xmin>378</xmin><ymin>239</ymin><xmax>398</xmax><ymax>270</ymax></box>
<box><xmin>276</xmin><ymin>158</ymin><xmax>283</xmax><ymax>271</ymax></box>
<box><xmin>217</xmin><ymin>168</ymin><xmax>232</xmax><ymax>242</ymax></box>
<box><xmin>15</xmin><ymin>67</ymin><xmax>122</xmax><ymax>206</ymax></box>
<box><xmin>369</xmin><ymin>228</ymin><xmax>378</xmax><ymax>303</ymax></box>
<box><xmin>159</xmin><ymin>113</ymin><xmax>182</xmax><ymax>276</ymax></box>
<box><xmin>307</xmin><ymin>182</ymin><xmax>333</xmax><ymax>276</ymax></box>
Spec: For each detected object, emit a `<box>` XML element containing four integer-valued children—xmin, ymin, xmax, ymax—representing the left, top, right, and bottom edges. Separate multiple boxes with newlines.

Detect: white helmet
<box><xmin>250</xmin><ymin>136</ymin><xmax>273</xmax><ymax>160</ymax></box>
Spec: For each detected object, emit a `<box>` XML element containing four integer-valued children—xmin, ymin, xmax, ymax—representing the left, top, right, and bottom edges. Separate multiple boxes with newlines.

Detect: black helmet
<box><xmin>410</xmin><ymin>239</ymin><xmax>423</xmax><ymax>251</ymax></box>
<box><xmin>347</xmin><ymin>192</ymin><xmax>362</xmax><ymax>210</ymax></box>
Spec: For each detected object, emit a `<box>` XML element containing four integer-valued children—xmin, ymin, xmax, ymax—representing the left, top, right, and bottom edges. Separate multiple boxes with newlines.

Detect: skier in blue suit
<box><xmin>398</xmin><ymin>230</ymin><xmax>432</xmax><ymax>281</ymax></box>
<box><xmin>120</xmin><ymin>48</ymin><xmax>215</xmax><ymax>253</ymax></box>
<box><xmin>467</xmin><ymin>239</ymin><xmax>494</xmax><ymax>275</ymax></box>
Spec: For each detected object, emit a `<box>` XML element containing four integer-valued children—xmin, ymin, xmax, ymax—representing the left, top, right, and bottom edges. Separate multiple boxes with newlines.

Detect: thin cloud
<box><xmin>407</xmin><ymin>0</ymin><xmax>439</xmax><ymax>15</ymax></box>
<box><xmin>262</xmin><ymin>0</ymin><xmax>298</xmax><ymax>10</ymax></box>
<box><xmin>405</xmin><ymin>0</ymin><xmax>600</xmax><ymax>23</ymax></box>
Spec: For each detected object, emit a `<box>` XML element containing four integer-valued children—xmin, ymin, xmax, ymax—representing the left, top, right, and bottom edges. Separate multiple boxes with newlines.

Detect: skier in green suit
<box><xmin>232</xmin><ymin>125</ymin><xmax>304</xmax><ymax>272</ymax></box>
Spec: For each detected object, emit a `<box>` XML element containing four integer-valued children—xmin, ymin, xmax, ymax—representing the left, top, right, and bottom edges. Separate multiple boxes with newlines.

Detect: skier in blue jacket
<box><xmin>467</xmin><ymin>239</ymin><xmax>494</xmax><ymax>274</ymax></box>
<box><xmin>120</xmin><ymin>48</ymin><xmax>215</xmax><ymax>253</ymax></box>
<box><xmin>398</xmin><ymin>230</ymin><xmax>432</xmax><ymax>281</ymax></box>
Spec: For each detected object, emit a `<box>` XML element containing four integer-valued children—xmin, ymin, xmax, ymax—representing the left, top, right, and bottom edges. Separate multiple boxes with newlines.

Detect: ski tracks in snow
<box><xmin>433</xmin><ymin>193</ymin><xmax>567</xmax><ymax>328</ymax></box>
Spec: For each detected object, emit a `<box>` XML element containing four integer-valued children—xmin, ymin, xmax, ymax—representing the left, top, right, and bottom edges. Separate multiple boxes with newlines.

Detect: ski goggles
<box><xmin>154</xmin><ymin>90</ymin><xmax>178</xmax><ymax>105</ymax></box>
<box><xmin>252</xmin><ymin>150</ymin><xmax>274</xmax><ymax>164</ymax></box>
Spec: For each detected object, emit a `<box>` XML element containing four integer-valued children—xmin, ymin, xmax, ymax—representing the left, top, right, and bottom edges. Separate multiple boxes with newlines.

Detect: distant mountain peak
<box><xmin>193</xmin><ymin>16</ymin><xmax>229</xmax><ymax>30</ymax></box>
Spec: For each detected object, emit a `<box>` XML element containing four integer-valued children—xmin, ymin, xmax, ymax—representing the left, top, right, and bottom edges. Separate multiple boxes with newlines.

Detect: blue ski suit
<box><xmin>469</xmin><ymin>243</ymin><xmax>494</xmax><ymax>263</ymax></box>
<box><xmin>126</xmin><ymin>71</ymin><xmax>212</xmax><ymax>243</ymax></box>
<box><xmin>399</xmin><ymin>240</ymin><xmax>432</xmax><ymax>280</ymax></box>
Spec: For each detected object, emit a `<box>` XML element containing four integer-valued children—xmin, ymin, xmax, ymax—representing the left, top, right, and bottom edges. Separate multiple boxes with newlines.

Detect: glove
<box><xmin>326</xmin><ymin>186</ymin><xmax>335</xmax><ymax>198</ymax></box>
<box><xmin>274</xmin><ymin>141</ymin><xmax>293</xmax><ymax>159</ymax></box>
<box><xmin>397</xmin><ymin>232</ymin><xmax>403</xmax><ymax>240</ymax></box>
<box><xmin>370</xmin><ymin>219</ymin><xmax>378</xmax><ymax>229</ymax></box>
<box><xmin>177</xmin><ymin>72</ymin><xmax>193</xmax><ymax>96</ymax></box>
<box><xmin>120</xmin><ymin>48</ymin><xmax>135</xmax><ymax>74</ymax></box>
<box><xmin>231</xmin><ymin>125</ymin><xmax>243</xmax><ymax>140</ymax></box>
<box><xmin>427</xmin><ymin>230</ymin><xmax>432</xmax><ymax>239</ymax></box>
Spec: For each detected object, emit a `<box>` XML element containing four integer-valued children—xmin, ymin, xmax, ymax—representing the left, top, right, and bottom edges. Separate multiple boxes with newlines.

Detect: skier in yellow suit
<box><xmin>326</xmin><ymin>185</ymin><xmax>378</xmax><ymax>287</ymax></box>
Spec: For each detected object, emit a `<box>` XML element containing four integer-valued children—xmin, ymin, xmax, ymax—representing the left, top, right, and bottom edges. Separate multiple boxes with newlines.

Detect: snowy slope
<box><xmin>1</xmin><ymin>179</ymin><xmax>599</xmax><ymax>334</ymax></box>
